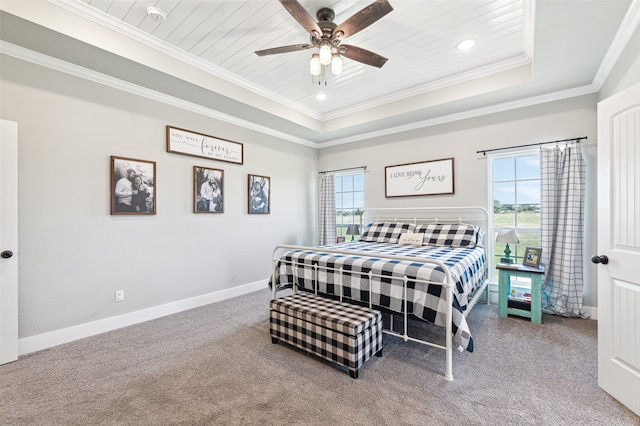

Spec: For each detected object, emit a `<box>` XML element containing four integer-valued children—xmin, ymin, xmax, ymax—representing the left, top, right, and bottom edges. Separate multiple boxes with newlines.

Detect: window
<box><xmin>335</xmin><ymin>172</ymin><xmax>364</xmax><ymax>240</ymax></box>
<box><xmin>490</xmin><ymin>151</ymin><xmax>541</xmax><ymax>277</ymax></box>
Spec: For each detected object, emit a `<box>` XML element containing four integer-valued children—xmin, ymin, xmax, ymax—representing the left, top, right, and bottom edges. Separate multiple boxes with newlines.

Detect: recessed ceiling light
<box><xmin>457</xmin><ymin>39</ymin><xmax>476</xmax><ymax>51</ymax></box>
<box><xmin>146</xmin><ymin>6</ymin><xmax>167</xmax><ymax>22</ymax></box>
<box><xmin>316</xmin><ymin>92</ymin><xmax>328</xmax><ymax>101</ymax></box>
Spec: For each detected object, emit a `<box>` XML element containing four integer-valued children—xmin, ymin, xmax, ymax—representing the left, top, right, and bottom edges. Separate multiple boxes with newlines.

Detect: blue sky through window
<box><xmin>493</xmin><ymin>155</ymin><xmax>540</xmax><ymax>205</ymax></box>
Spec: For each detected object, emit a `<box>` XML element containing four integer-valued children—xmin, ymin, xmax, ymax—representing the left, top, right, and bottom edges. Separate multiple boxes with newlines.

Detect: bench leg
<box><xmin>375</xmin><ymin>349</ymin><xmax>383</xmax><ymax>357</ymax></box>
<box><xmin>271</xmin><ymin>336</ymin><xmax>278</xmax><ymax>344</ymax></box>
<box><xmin>349</xmin><ymin>369</ymin><xmax>358</xmax><ymax>379</ymax></box>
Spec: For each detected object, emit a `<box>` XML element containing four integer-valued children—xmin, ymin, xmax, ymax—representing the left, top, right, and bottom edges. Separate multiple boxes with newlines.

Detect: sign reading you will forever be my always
<box><xmin>166</xmin><ymin>126</ymin><xmax>243</xmax><ymax>164</ymax></box>
<box><xmin>385</xmin><ymin>158</ymin><xmax>455</xmax><ymax>197</ymax></box>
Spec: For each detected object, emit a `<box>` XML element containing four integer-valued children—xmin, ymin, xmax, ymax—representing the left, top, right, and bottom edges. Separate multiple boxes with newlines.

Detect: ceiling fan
<box><xmin>255</xmin><ymin>0</ymin><xmax>393</xmax><ymax>70</ymax></box>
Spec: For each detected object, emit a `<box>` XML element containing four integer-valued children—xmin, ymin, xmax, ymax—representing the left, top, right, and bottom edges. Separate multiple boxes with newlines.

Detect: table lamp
<box><xmin>346</xmin><ymin>224</ymin><xmax>360</xmax><ymax>241</ymax></box>
<box><xmin>496</xmin><ymin>228</ymin><xmax>519</xmax><ymax>263</ymax></box>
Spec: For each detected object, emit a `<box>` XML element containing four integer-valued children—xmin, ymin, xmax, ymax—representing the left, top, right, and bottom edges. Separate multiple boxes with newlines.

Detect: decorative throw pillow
<box><xmin>398</xmin><ymin>232</ymin><xmax>425</xmax><ymax>246</ymax></box>
<box><xmin>360</xmin><ymin>222</ymin><xmax>416</xmax><ymax>243</ymax></box>
<box><xmin>476</xmin><ymin>228</ymin><xmax>486</xmax><ymax>248</ymax></box>
<box><xmin>416</xmin><ymin>223</ymin><xmax>479</xmax><ymax>248</ymax></box>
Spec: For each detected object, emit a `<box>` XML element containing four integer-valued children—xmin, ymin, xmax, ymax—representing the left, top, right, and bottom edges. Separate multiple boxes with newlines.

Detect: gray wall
<box><xmin>318</xmin><ymin>95</ymin><xmax>599</xmax><ymax>308</ymax></box>
<box><xmin>0</xmin><ymin>55</ymin><xmax>317</xmax><ymax>339</ymax></box>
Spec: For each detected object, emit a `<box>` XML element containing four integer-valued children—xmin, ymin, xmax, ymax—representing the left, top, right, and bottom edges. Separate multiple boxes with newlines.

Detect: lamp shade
<box><xmin>346</xmin><ymin>225</ymin><xmax>360</xmax><ymax>235</ymax></box>
<box><xmin>319</xmin><ymin>42</ymin><xmax>332</xmax><ymax>65</ymax></box>
<box><xmin>309</xmin><ymin>54</ymin><xmax>321</xmax><ymax>76</ymax></box>
<box><xmin>331</xmin><ymin>53</ymin><xmax>342</xmax><ymax>75</ymax></box>
<box><xmin>495</xmin><ymin>228</ymin><xmax>519</xmax><ymax>244</ymax></box>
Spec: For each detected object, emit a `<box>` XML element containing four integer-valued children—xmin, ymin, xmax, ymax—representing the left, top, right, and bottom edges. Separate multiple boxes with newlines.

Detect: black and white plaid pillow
<box><xmin>360</xmin><ymin>222</ymin><xmax>416</xmax><ymax>243</ymax></box>
<box><xmin>416</xmin><ymin>223</ymin><xmax>479</xmax><ymax>247</ymax></box>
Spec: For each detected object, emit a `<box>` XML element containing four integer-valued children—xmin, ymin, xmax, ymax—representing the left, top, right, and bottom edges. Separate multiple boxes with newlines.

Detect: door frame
<box><xmin>0</xmin><ymin>119</ymin><xmax>19</xmax><ymax>365</ymax></box>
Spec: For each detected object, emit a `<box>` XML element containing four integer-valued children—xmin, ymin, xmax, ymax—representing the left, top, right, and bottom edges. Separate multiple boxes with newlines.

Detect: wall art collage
<box><xmin>109</xmin><ymin>126</ymin><xmax>269</xmax><ymax>215</ymax></box>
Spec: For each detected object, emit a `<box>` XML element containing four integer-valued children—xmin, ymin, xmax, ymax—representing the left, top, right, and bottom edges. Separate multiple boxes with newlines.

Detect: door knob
<box><xmin>1</xmin><ymin>250</ymin><xmax>13</xmax><ymax>259</ymax></box>
<box><xmin>590</xmin><ymin>255</ymin><xmax>609</xmax><ymax>265</ymax></box>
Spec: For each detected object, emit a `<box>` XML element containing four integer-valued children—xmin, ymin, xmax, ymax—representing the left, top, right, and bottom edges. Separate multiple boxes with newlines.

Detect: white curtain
<box><xmin>318</xmin><ymin>173</ymin><xmax>336</xmax><ymax>246</ymax></box>
<box><xmin>540</xmin><ymin>144</ymin><xmax>588</xmax><ymax>318</ymax></box>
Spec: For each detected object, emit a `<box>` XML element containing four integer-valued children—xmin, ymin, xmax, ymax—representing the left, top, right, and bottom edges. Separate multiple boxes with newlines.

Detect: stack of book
<box><xmin>508</xmin><ymin>290</ymin><xmax>532</xmax><ymax>310</ymax></box>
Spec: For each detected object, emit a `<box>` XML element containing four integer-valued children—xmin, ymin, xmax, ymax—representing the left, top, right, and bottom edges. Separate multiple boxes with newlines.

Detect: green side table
<box><xmin>497</xmin><ymin>263</ymin><xmax>545</xmax><ymax>324</ymax></box>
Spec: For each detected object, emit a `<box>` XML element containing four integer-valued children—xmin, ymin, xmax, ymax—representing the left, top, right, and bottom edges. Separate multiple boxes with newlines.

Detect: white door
<box><xmin>0</xmin><ymin>119</ymin><xmax>19</xmax><ymax>365</ymax></box>
<box><xmin>596</xmin><ymin>82</ymin><xmax>640</xmax><ymax>416</ymax></box>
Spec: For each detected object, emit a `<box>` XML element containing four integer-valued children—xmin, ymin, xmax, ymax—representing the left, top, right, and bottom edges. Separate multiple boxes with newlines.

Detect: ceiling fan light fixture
<box><xmin>457</xmin><ymin>39</ymin><xmax>476</xmax><ymax>50</ymax></box>
<box><xmin>254</xmin><ymin>1</ymin><xmax>393</xmax><ymax>85</ymax></box>
<box><xmin>310</xmin><ymin>53</ymin><xmax>321</xmax><ymax>76</ymax></box>
<box><xmin>331</xmin><ymin>53</ymin><xmax>343</xmax><ymax>75</ymax></box>
<box><xmin>319</xmin><ymin>42</ymin><xmax>332</xmax><ymax>65</ymax></box>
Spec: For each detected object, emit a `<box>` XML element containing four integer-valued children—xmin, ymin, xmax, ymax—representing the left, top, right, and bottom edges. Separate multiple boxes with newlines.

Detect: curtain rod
<box><xmin>476</xmin><ymin>136</ymin><xmax>587</xmax><ymax>156</ymax></box>
<box><xmin>319</xmin><ymin>165</ymin><xmax>367</xmax><ymax>174</ymax></box>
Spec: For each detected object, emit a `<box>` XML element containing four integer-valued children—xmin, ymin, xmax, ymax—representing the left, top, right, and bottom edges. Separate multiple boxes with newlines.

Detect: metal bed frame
<box><xmin>271</xmin><ymin>206</ymin><xmax>490</xmax><ymax>380</ymax></box>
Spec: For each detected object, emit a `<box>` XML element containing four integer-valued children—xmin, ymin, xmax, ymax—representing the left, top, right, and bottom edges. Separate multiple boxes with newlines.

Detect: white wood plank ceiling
<box><xmin>75</xmin><ymin>0</ymin><xmax>530</xmax><ymax>119</ymax></box>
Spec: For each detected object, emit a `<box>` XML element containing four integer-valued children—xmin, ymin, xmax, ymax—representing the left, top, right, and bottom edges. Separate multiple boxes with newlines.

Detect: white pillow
<box><xmin>398</xmin><ymin>232</ymin><xmax>424</xmax><ymax>246</ymax></box>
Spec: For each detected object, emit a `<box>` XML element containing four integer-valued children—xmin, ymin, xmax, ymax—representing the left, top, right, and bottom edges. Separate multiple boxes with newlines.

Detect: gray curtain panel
<box><xmin>541</xmin><ymin>144</ymin><xmax>588</xmax><ymax>318</ymax></box>
<box><xmin>318</xmin><ymin>173</ymin><xmax>336</xmax><ymax>246</ymax></box>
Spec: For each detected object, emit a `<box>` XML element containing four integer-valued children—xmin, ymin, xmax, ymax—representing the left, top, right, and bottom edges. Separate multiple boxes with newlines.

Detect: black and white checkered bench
<box><xmin>269</xmin><ymin>292</ymin><xmax>383</xmax><ymax>378</ymax></box>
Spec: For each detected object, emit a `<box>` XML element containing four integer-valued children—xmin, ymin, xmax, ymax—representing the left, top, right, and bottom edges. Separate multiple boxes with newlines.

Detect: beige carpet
<box><xmin>1</xmin><ymin>289</ymin><xmax>638</xmax><ymax>425</ymax></box>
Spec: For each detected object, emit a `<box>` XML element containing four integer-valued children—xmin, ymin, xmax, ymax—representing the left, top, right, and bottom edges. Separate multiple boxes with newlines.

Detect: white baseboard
<box><xmin>18</xmin><ymin>280</ymin><xmax>268</xmax><ymax>356</ymax></box>
<box><xmin>582</xmin><ymin>305</ymin><xmax>598</xmax><ymax>320</ymax></box>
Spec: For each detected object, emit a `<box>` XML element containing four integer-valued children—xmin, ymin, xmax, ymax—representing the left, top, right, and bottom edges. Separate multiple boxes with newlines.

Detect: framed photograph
<box><xmin>336</xmin><ymin>236</ymin><xmax>346</xmax><ymax>243</ymax></box>
<box><xmin>111</xmin><ymin>156</ymin><xmax>156</xmax><ymax>215</ymax></box>
<box><xmin>194</xmin><ymin>166</ymin><xmax>224</xmax><ymax>213</ymax></box>
<box><xmin>248</xmin><ymin>174</ymin><xmax>270</xmax><ymax>214</ymax></box>
<box><xmin>385</xmin><ymin>157</ymin><xmax>454</xmax><ymax>197</ymax></box>
<box><xmin>523</xmin><ymin>247</ymin><xmax>542</xmax><ymax>268</ymax></box>
<box><xmin>166</xmin><ymin>126</ymin><xmax>243</xmax><ymax>165</ymax></box>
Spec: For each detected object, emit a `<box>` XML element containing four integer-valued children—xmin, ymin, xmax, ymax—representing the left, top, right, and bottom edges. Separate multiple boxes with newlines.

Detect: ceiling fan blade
<box><xmin>255</xmin><ymin>44</ymin><xmax>314</xmax><ymax>56</ymax></box>
<box><xmin>340</xmin><ymin>44</ymin><xmax>388</xmax><ymax>68</ymax></box>
<box><xmin>279</xmin><ymin>0</ymin><xmax>322</xmax><ymax>38</ymax></box>
<box><xmin>333</xmin><ymin>0</ymin><xmax>393</xmax><ymax>40</ymax></box>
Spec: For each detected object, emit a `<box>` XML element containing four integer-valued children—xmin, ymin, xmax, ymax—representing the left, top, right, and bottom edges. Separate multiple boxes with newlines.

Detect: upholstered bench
<box><xmin>269</xmin><ymin>292</ymin><xmax>383</xmax><ymax>378</ymax></box>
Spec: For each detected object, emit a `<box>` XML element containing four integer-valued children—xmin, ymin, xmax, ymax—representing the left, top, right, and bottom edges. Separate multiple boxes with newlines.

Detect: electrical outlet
<box><xmin>115</xmin><ymin>290</ymin><xmax>124</xmax><ymax>302</ymax></box>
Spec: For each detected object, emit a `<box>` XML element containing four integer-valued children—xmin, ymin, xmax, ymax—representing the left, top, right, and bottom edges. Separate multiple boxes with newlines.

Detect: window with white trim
<box><xmin>489</xmin><ymin>150</ymin><xmax>541</xmax><ymax>279</ymax></box>
<box><xmin>335</xmin><ymin>172</ymin><xmax>364</xmax><ymax>241</ymax></box>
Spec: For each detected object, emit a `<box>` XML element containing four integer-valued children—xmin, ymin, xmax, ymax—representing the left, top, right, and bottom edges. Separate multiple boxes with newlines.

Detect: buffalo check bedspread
<box><xmin>272</xmin><ymin>241</ymin><xmax>487</xmax><ymax>352</ymax></box>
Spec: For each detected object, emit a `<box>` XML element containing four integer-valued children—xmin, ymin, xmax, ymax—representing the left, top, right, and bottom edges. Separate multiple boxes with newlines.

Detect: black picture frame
<box><xmin>194</xmin><ymin>166</ymin><xmax>224</xmax><ymax>213</ymax></box>
<box><xmin>248</xmin><ymin>174</ymin><xmax>270</xmax><ymax>214</ymax></box>
<box><xmin>111</xmin><ymin>155</ymin><xmax>156</xmax><ymax>215</ymax></box>
<box><xmin>523</xmin><ymin>247</ymin><xmax>542</xmax><ymax>268</ymax></box>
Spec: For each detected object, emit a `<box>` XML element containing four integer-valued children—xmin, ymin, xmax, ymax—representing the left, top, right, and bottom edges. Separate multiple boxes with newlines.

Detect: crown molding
<box><xmin>5</xmin><ymin>0</ymin><xmax>636</xmax><ymax>151</ymax></box>
<box><xmin>48</xmin><ymin>0</ymin><xmax>536</xmax><ymax>125</ymax></box>
<box><xmin>592</xmin><ymin>0</ymin><xmax>640</xmax><ymax>90</ymax></box>
<box><xmin>320</xmin><ymin>84</ymin><xmax>598</xmax><ymax>148</ymax></box>
<box><xmin>320</xmin><ymin>55</ymin><xmax>532</xmax><ymax>121</ymax></box>
<box><xmin>49</xmin><ymin>0</ymin><xmax>323</xmax><ymax>121</ymax></box>
<box><xmin>0</xmin><ymin>41</ymin><xmax>318</xmax><ymax>148</ymax></box>
<box><xmin>0</xmin><ymin>41</ymin><xmax>599</xmax><ymax>150</ymax></box>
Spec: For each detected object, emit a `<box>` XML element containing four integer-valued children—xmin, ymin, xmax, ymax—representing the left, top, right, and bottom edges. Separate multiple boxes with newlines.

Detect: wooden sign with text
<box><xmin>385</xmin><ymin>158</ymin><xmax>454</xmax><ymax>197</ymax></box>
<box><xmin>166</xmin><ymin>126</ymin><xmax>243</xmax><ymax>165</ymax></box>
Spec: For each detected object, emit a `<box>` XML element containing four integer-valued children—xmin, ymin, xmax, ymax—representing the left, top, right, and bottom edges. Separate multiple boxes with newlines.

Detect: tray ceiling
<box><xmin>0</xmin><ymin>0</ymin><xmax>636</xmax><ymax>145</ymax></box>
